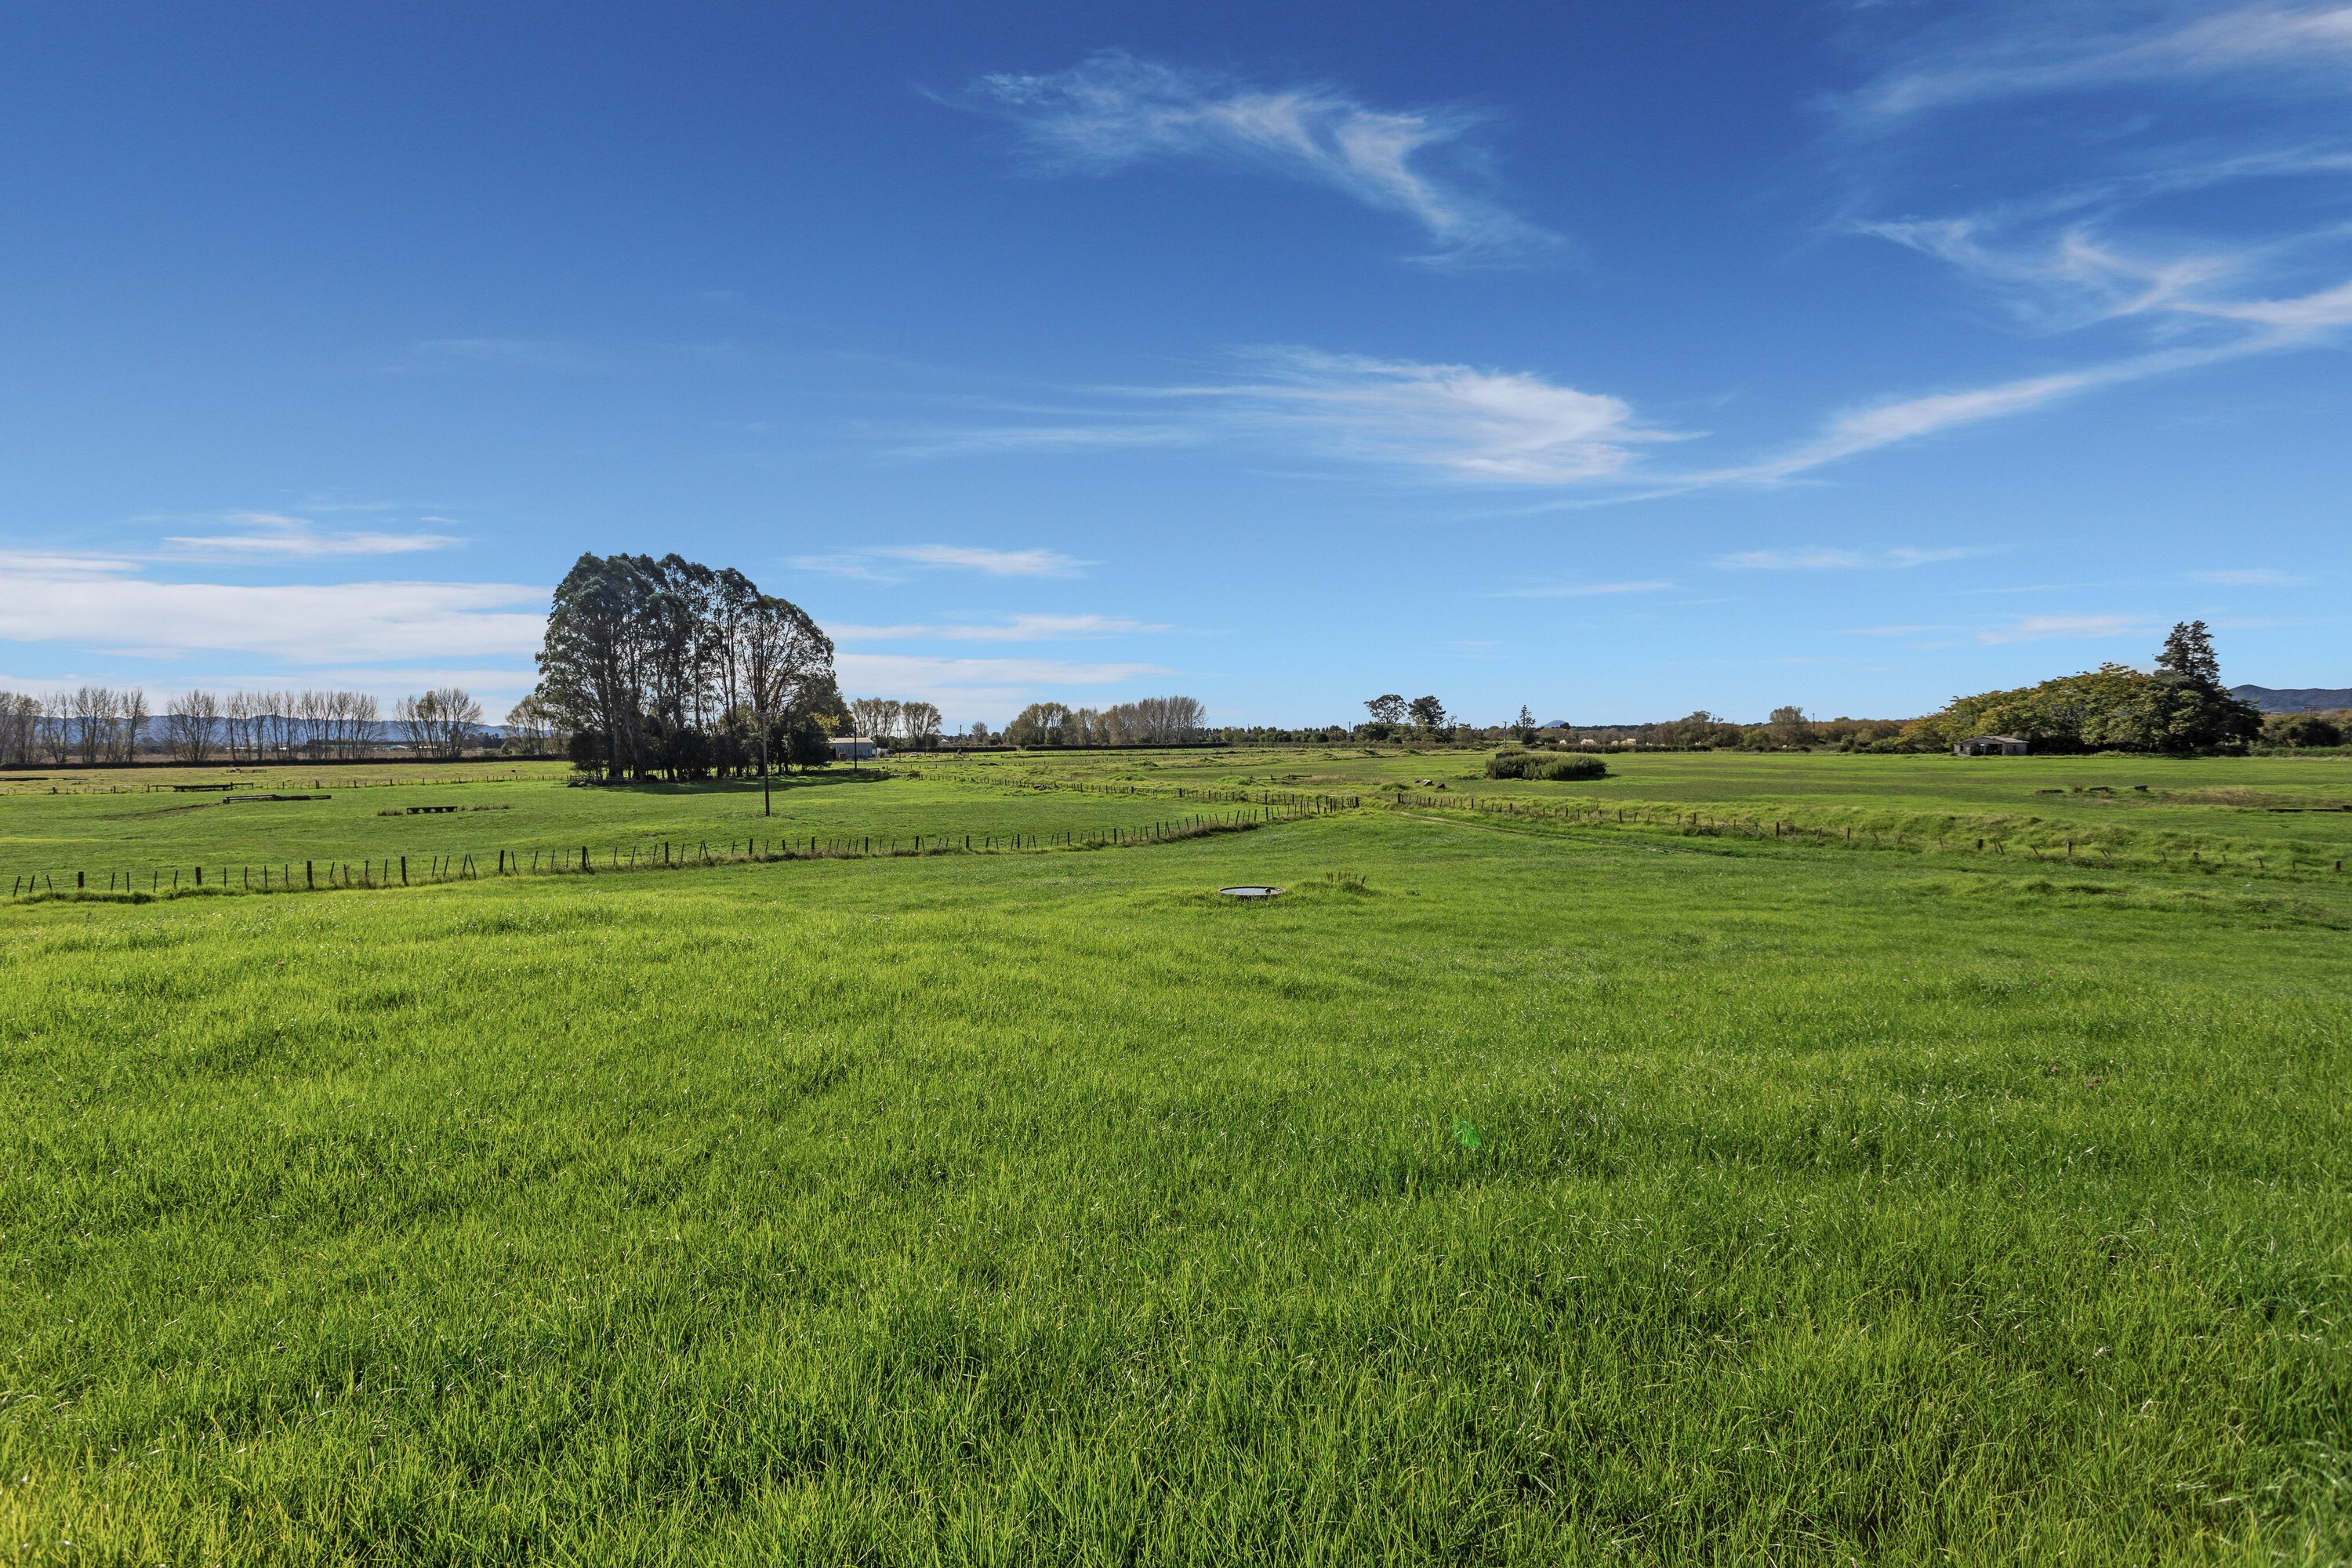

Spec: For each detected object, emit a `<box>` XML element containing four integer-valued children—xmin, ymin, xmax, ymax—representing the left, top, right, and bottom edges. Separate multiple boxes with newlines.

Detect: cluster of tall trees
<box><xmin>1356</xmin><ymin>625</ymin><xmax>2276</xmax><ymax>757</ymax></box>
<box><xmin>1359</xmin><ymin>694</ymin><xmax>1449</xmax><ymax>739</ymax></box>
<box><xmin>63</xmin><ymin>686</ymin><xmax>147</xmax><ymax>764</ymax></box>
<box><xmin>0</xmin><ymin>692</ymin><xmax>47</xmax><ymax>767</ymax></box>
<box><xmin>393</xmin><ymin>689</ymin><xmax>485</xmax><ymax>760</ymax></box>
<box><xmin>1000</xmin><ymin>695</ymin><xmax>1207</xmax><ymax>748</ymax></box>
<box><xmin>533</xmin><ymin>552</ymin><xmax>842</xmax><ymax>781</ymax></box>
<box><xmin>499</xmin><ymin>695</ymin><xmax>565</xmax><ymax>757</ymax></box>
<box><xmin>848</xmin><ymin>698</ymin><xmax>942</xmax><ymax>750</ymax></box>
<box><xmin>0</xmin><ymin>686</ymin><xmax>151</xmax><ymax>766</ymax></box>
<box><xmin>215</xmin><ymin>689</ymin><xmax>390</xmax><ymax>761</ymax></box>
<box><xmin>1906</xmin><ymin>622</ymin><xmax>2263</xmax><ymax>753</ymax></box>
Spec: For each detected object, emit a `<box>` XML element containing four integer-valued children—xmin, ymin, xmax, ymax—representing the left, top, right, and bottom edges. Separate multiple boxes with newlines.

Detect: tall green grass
<box><xmin>3</xmin><ymin>809</ymin><xmax>2347</xmax><ymax>1562</ymax></box>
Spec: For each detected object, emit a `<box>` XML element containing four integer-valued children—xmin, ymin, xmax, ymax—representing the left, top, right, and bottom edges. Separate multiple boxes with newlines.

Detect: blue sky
<box><xmin>2</xmin><ymin>1</ymin><xmax>2346</xmax><ymax>728</ymax></box>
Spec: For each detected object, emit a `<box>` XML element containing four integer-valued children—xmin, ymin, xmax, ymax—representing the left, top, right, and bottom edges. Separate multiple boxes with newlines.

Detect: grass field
<box><xmin>0</xmin><ymin>761</ymin><xmax>1334</xmax><ymax>896</ymax></box>
<box><xmin>6</xmin><ymin>748</ymin><xmax>2350</xmax><ymax>895</ymax></box>
<box><xmin>3</xmin><ymin>752</ymin><xmax>2349</xmax><ymax>1563</ymax></box>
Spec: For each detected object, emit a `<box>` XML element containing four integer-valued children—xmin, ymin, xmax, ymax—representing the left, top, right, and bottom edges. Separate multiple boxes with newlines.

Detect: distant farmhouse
<box><xmin>1953</xmin><ymin>735</ymin><xmax>2030</xmax><ymax>757</ymax></box>
<box><xmin>2232</xmin><ymin>685</ymin><xmax>2352</xmax><ymax>713</ymax></box>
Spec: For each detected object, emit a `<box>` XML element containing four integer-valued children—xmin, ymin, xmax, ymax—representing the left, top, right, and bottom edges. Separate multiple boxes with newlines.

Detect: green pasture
<box><xmin>7</xmin><ymin>751</ymin><xmax>2349</xmax><ymax>894</ymax></box>
<box><xmin>0</xmin><ymin>763</ymin><xmax>1309</xmax><ymax>892</ymax></box>
<box><xmin>959</xmin><ymin>746</ymin><xmax>2352</xmax><ymax>872</ymax></box>
<box><xmin>2</xmin><ymin>781</ymin><xmax>2349</xmax><ymax>1563</ymax></box>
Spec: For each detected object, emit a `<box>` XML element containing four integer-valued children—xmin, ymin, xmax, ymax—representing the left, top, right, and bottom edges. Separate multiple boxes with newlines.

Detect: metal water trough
<box><xmin>1218</xmin><ymin>884</ymin><xmax>1282</xmax><ymax>899</ymax></box>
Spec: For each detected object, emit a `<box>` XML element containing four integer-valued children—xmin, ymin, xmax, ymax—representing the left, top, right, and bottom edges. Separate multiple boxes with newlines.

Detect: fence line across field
<box><xmin>12</xmin><ymin>782</ymin><xmax>2347</xmax><ymax>899</ymax></box>
<box><xmin>1383</xmin><ymin>791</ymin><xmax>2350</xmax><ymax>879</ymax></box>
<box><xmin>4</xmin><ymin>802</ymin><xmax>1334</xmax><ymax>902</ymax></box>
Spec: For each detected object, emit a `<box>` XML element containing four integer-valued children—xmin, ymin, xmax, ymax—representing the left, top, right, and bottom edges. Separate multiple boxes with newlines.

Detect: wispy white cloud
<box><xmin>1164</xmin><ymin>347</ymin><xmax>1672</xmax><ymax>483</ymax></box>
<box><xmin>1723</xmin><ymin>354</ymin><xmax>2223</xmax><ymax>481</ymax></box>
<box><xmin>787</xmin><ymin>554</ymin><xmax>901</xmax><ymax>583</ymax></box>
<box><xmin>1976</xmin><ymin>612</ymin><xmax>2151</xmax><ymax>644</ymax></box>
<box><xmin>0</xmin><ymin>550</ymin><xmax>547</xmax><ymax>663</ymax></box>
<box><xmin>877</xmin><ymin>545</ymin><xmax>1090</xmax><ymax>577</ymax></box>
<box><xmin>1715</xmin><ymin>546</ymin><xmax>1973</xmax><ymax>570</ymax></box>
<box><xmin>1782</xmin><ymin>4</ymin><xmax>2352</xmax><ymax>479</ymax></box>
<box><xmin>788</xmin><ymin>545</ymin><xmax>1091</xmax><ymax>582</ymax></box>
<box><xmin>0</xmin><ymin>550</ymin><xmax>141</xmax><ymax>579</ymax></box>
<box><xmin>2191</xmin><ymin>567</ymin><xmax>2305</xmax><ymax>585</ymax></box>
<box><xmin>966</xmin><ymin>51</ymin><xmax>1558</xmax><ymax>266</ymax></box>
<box><xmin>1852</xmin><ymin>4</ymin><xmax>2352</xmax><ymax>122</ymax></box>
<box><xmin>1707</xmin><ymin>271</ymin><xmax>2352</xmax><ymax>478</ymax></box>
<box><xmin>829</xmin><ymin>613</ymin><xmax>1163</xmax><ymax>643</ymax></box>
<box><xmin>893</xmin><ymin>348</ymin><xmax>1671</xmax><ymax>487</ymax></box>
<box><xmin>162</xmin><ymin>511</ymin><xmax>461</xmax><ymax>557</ymax></box>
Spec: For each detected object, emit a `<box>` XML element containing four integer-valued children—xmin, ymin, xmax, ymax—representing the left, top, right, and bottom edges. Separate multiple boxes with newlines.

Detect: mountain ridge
<box><xmin>2231</xmin><ymin>684</ymin><xmax>2352</xmax><ymax>713</ymax></box>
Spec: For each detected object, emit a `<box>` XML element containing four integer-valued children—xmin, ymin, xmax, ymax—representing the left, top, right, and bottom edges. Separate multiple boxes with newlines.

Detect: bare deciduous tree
<box><xmin>396</xmin><ymin>688</ymin><xmax>482</xmax><ymax>758</ymax></box>
<box><xmin>0</xmin><ymin>692</ymin><xmax>40</xmax><ymax>768</ymax></box>
<box><xmin>166</xmin><ymin>690</ymin><xmax>220</xmax><ymax>764</ymax></box>
<box><xmin>503</xmin><ymin>695</ymin><xmax>562</xmax><ymax>756</ymax></box>
<box><xmin>118</xmin><ymin>688</ymin><xmax>149</xmax><ymax>763</ymax></box>
<box><xmin>224</xmin><ymin>691</ymin><xmax>255</xmax><ymax>763</ymax></box>
<box><xmin>348</xmin><ymin>691</ymin><xmax>383</xmax><ymax>755</ymax></box>
<box><xmin>68</xmin><ymin>686</ymin><xmax>111</xmax><ymax>765</ymax></box>
<box><xmin>40</xmin><ymin>695</ymin><xmax>72</xmax><ymax>764</ymax></box>
<box><xmin>395</xmin><ymin>692</ymin><xmax>434</xmax><ymax>756</ymax></box>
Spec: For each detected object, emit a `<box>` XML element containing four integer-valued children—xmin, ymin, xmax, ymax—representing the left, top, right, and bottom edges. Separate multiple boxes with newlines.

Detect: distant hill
<box><xmin>2232</xmin><ymin>684</ymin><xmax>2352</xmax><ymax>713</ymax></box>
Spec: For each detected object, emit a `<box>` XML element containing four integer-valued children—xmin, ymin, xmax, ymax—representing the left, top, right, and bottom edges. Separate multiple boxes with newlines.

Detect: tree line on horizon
<box><xmin>1512</xmin><ymin>623</ymin><xmax>2324</xmax><ymax>755</ymax></box>
<box><xmin>848</xmin><ymin>697</ymin><xmax>943</xmax><ymax>750</ymax></box>
<box><xmin>1896</xmin><ymin>622</ymin><xmax>2274</xmax><ymax>754</ymax></box>
<box><xmin>2</xmin><ymin>613</ymin><xmax>2336</xmax><ymax>771</ymax></box>
<box><xmin>995</xmin><ymin>696</ymin><xmax>1208</xmax><ymax>749</ymax></box>
<box><xmin>0</xmin><ymin>684</ymin><xmax>500</xmax><ymax>768</ymax></box>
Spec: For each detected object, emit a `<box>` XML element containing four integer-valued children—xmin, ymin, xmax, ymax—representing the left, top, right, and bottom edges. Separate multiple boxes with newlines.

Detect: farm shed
<box><xmin>1953</xmin><ymin>735</ymin><xmax>2031</xmax><ymax>757</ymax></box>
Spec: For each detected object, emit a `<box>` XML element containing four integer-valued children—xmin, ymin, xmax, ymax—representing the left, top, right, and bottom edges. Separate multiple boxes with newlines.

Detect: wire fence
<box><xmin>4</xmin><ymin>803</ymin><xmax>1323</xmax><ymax>904</ymax></box>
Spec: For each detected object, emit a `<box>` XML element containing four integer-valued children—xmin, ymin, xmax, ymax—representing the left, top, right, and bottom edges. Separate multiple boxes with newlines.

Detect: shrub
<box><xmin>2264</xmin><ymin>712</ymin><xmax>2343</xmax><ymax>748</ymax></box>
<box><xmin>1486</xmin><ymin>750</ymin><xmax>1609</xmax><ymax>782</ymax></box>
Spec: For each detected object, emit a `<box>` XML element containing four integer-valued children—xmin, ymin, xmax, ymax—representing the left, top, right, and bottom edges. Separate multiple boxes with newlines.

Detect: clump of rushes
<box><xmin>1486</xmin><ymin>750</ymin><xmax>1609</xmax><ymax>781</ymax></box>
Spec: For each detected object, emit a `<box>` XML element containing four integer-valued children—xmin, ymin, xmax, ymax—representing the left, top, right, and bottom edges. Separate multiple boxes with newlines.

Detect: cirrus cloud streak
<box><xmin>965</xmin><ymin>51</ymin><xmax>1558</xmax><ymax>267</ymax></box>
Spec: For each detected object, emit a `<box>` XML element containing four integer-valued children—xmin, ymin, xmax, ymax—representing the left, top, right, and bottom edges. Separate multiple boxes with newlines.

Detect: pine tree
<box><xmin>2147</xmin><ymin>620</ymin><xmax>2259</xmax><ymax>751</ymax></box>
<box><xmin>2155</xmin><ymin>620</ymin><xmax>2220</xmax><ymax>687</ymax></box>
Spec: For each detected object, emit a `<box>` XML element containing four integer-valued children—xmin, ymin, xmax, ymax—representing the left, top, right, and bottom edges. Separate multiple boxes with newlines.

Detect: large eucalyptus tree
<box><xmin>535</xmin><ymin>551</ymin><xmax>837</xmax><ymax>782</ymax></box>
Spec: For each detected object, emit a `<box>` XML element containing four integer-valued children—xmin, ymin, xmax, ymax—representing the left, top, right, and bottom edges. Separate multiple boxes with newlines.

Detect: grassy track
<box><xmin>3</xmin><ymin>779</ymin><xmax>2348</xmax><ymax>1563</ymax></box>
